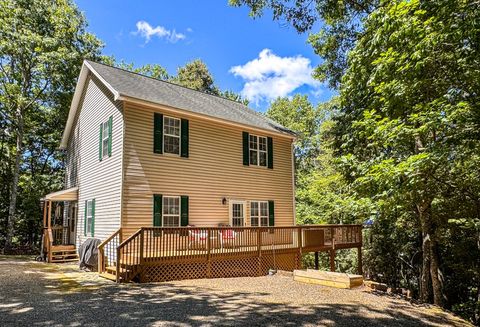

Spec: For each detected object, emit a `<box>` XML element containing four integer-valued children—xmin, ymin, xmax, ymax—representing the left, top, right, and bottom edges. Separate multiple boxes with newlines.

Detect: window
<box><xmin>163</xmin><ymin>196</ymin><xmax>180</xmax><ymax>227</ymax></box>
<box><xmin>250</xmin><ymin>201</ymin><xmax>269</xmax><ymax>227</ymax></box>
<box><xmin>102</xmin><ymin>121</ymin><xmax>109</xmax><ymax>158</ymax></box>
<box><xmin>99</xmin><ymin>116</ymin><xmax>112</xmax><ymax>160</ymax></box>
<box><xmin>163</xmin><ymin>116</ymin><xmax>180</xmax><ymax>155</ymax></box>
<box><xmin>249</xmin><ymin>135</ymin><xmax>267</xmax><ymax>167</ymax></box>
<box><xmin>231</xmin><ymin>202</ymin><xmax>245</xmax><ymax>227</ymax></box>
<box><xmin>86</xmin><ymin>200</ymin><xmax>94</xmax><ymax>236</ymax></box>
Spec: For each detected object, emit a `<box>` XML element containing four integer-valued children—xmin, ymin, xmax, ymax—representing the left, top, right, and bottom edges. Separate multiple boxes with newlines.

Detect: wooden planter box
<box><xmin>293</xmin><ymin>269</ymin><xmax>363</xmax><ymax>289</ymax></box>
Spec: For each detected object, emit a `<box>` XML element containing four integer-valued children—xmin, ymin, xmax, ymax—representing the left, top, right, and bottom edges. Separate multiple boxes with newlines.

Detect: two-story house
<box><xmin>42</xmin><ymin>61</ymin><xmax>363</xmax><ymax>283</ymax></box>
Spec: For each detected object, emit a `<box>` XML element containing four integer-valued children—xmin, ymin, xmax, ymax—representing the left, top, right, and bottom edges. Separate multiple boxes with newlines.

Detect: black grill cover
<box><xmin>78</xmin><ymin>238</ymin><xmax>101</xmax><ymax>271</ymax></box>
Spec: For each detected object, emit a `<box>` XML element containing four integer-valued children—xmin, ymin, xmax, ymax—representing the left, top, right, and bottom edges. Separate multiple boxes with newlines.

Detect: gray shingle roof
<box><xmin>86</xmin><ymin>61</ymin><xmax>295</xmax><ymax>136</ymax></box>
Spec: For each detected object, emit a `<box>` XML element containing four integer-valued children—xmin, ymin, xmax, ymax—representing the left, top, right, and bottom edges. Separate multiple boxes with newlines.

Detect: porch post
<box><xmin>314</xmin><ymin>251</ymin><xmax>319</xmax><ymax>270</ymax></box>
<box><xmin>329</xmin><ymin>249</ymin><xmax>335</xmax><ymax>272</ymax></box>
<box><xmin>47</xmin><ymin>200</ymin><xmax>52</xmax><ymax>229</ymax></box>
<box><xmin>43</xmin><ymin>200</ymin><xmax>47</xmax><ymax>228</ymax></box>
<box><xmin>357</xmin><ymin>246</ymin><xmax>363</xmax><ymax>275</ymax></box>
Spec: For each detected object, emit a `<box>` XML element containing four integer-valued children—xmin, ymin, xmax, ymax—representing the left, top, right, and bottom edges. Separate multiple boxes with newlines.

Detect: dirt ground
<box><xmin>0</xmin><ymin>256</ymin><xmax>472</xmax><ymax>326</ymax></box>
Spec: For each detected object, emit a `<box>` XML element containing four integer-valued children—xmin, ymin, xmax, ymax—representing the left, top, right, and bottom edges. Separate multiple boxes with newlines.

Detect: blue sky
<box><xmin>76</xmin><ymin>0</ymin><xmax>333</xmax><ymax>111</ymax></box>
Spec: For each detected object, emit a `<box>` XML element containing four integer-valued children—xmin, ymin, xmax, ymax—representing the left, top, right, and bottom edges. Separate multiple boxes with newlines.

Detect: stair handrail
<box><xmin>98</xmin><ymin>228</ymin><xmax>122</xmax><ymax>274</ymax></box>
<box><xmin>116</xmin><ymin>228</ymin><xmax>143</xmax><ymax>282</ymax></box>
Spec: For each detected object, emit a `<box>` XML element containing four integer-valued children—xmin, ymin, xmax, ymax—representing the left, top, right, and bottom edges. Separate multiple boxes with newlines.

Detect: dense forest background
<box><xmin>0</xmin><ymin>0</ymin><xmax>479</xmax><ymax>324</ymax></box>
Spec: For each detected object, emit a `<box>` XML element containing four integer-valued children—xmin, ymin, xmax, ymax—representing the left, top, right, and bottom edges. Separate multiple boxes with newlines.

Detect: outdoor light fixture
<box><xmin>222</xmin><ymin>197</ymin><xmax>227</xmax><ymax>205</ymax></box>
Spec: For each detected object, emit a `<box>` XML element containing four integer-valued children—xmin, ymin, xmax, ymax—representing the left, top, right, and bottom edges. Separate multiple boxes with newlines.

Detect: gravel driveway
<box><xmin>0</xmin><ymin>256</ymin><xmax>471</xmax><ymax>326</ymax></box>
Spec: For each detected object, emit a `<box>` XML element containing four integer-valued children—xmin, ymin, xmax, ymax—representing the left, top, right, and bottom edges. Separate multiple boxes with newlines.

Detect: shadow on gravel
<box><xmin>0</xmin><ymin>259</ymin><xmax>468</xmax><ymax>327</ymax></box>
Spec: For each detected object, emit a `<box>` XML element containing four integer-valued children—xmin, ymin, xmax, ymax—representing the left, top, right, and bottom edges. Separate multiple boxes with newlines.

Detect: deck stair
<box><xmin>101</xmin><ymin>264</ymin><xmax>139</xmax><ymax>282</ymax></box>
<box><xmin>50</xmin><ymin>245</ymin><xmax>79</xmax><ymax>263</ymax></box>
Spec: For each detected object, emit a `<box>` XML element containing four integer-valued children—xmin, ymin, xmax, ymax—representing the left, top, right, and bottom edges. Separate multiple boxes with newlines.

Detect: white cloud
<box><xmin>229</xmin><ymin>49</ymin><xmax>321</xmax><ymax>104</ymax></box>
<box><xmin>134</xmin><ymin>21</ymin><xmax>186</xmax><ymax>43</ymax></box>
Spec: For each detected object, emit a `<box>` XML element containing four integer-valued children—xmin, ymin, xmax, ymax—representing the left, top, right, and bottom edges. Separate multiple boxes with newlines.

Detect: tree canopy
<box><xmin>0</xmin><ymin>0</ymin><xmax>103</xmax><ymax>249</ymax></box>
<box><xmin>236</xmin><ymin>0</ymin><xmax>480</xmax><ymax>322</ymax></box>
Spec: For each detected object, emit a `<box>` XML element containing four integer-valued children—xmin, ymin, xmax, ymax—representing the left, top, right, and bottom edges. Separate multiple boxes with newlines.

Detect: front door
<box><xmin>230</xmin><ymin>201</ymin><xmax>246</xmax><ymax>227</ymax></box>
<box><xmin>68</xmin><ymin>202</ymin><xmax>77</xmax><ymax>245</ymax></box>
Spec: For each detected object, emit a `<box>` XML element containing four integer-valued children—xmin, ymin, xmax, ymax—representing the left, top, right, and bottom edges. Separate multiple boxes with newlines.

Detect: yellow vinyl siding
<box><xmin>121</xmin><ymin>101</ymin><xmax>294</xmax><ymax>236</ymax></box>
<box><xmin>66</xmin><ymin>75</ymin><xmax>124</xmax><ymax>246</ymax></box>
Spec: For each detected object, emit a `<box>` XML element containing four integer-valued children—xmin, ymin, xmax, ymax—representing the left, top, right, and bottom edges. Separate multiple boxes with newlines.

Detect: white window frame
<box><xmin>229</xmin><ymin>200</ymin><xmax>246</xmax><ymax>227</ymax></box>
<box><xmin>102</xmin><ymin>121</ymin><xmax>109</xmax><ymax>159</ymax></box>
<box><xmin>162</xmin><ymin>196</ymin><xmax>181</xmax><ymax>227</ymax></box>
<box><xmin>163</xmin><ymin>116</ymin><xmax>181</xmax><ymax>155</ymax></box>
<box><xmin>250</xmin><ymin>201</ymin><xmax>269</xmax><ymax>227</ymax></box>
<box><xmin>86</xmin><ymin>200</ymin><xmax>93</xmax><ymax>235</ymax></box>
<box><xmin>249</xmin><ymin>134</ymin><xmax>267</xmax><ymax>167</ymax></box>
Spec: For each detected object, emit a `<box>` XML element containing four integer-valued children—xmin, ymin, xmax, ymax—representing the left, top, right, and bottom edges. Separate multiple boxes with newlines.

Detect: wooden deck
<box><xmin>98</xmin><ymin>225</ymin><xmax>363</xmax><ymax>283</ymax></box>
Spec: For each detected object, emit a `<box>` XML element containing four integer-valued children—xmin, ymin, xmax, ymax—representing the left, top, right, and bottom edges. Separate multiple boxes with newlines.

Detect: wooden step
<box><xmin>52</xmin><ymin>251</ymin><xmax>78</xmax><ymax>256</ymax></box>
<box><xmin>51</xmin><ymin>258</ymin><xmax>79</xmax><ymax>263</ymax></box>
<box><xmin>51</xmin><ymin>245</ymin><xmax>75</xmax><ymax>251</ymax></box>
<box><xmin>99</xmin><ymin>272</ymin><xmax>117</xmax><ymax>281</ymax></box>
<box><xmin>51</xmin><ymin>256</ymin><xmax>78</xmax><ymax>260</ymax></box>
<box><xmin>51</xmin><ymin>251</ymin><xmax>78</xmax><ymax>257</ymax></box>
<box><xmin>106</xmin><ymin>265</ymin><xmax>131</xmax><ymax>274</ymax></box>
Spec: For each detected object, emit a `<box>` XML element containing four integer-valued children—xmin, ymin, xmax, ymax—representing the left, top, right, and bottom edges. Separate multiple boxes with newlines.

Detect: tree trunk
<box><xmin>420</xmin><ymin>209</ymin><xmax>432</xmax><ymax>303</ymax></box>
<box><xmin>418</xmin><ymin>200</ymin><xmax>444</xmax><ymax>307</ymax></box>
<box><xmin>5</xmin><ymin>107</ymin><xmax>24</xmax><ymax>251</ymax></box>
<box><xmin>429</xmin><ymin>233</ymin><xmax>444</xmax><ymax>307</ymax></box>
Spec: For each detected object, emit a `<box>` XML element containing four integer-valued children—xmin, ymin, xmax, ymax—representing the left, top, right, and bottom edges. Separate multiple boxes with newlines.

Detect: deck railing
<box><xmin>98</xmin><ymin>228</ymin><xmax>122</xmax><ymax>275</ymax></box>
<box><xmin>50</xmin><ymin>225</ymin><xmax>69</xmax><ymax>245</ymax></box>
<box><xmin>98</xmin><ymin>224</ymin><xmax>362</xmax><ymax>282</ymax></box>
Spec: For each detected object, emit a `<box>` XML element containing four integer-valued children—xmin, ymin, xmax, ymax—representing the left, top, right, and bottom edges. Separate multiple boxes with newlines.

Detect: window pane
<box><xmin>249</xmin><ymin>150</ymin><xmax>258</xmax><ymax>165</ymax></box>
<box><xmin>232</xmin><ymin>203</ymin><xmax>244</xmax><ymax>226</ymax></box>
<box><xmin>260</xmin><ymin>202</ymin><xmax>268</xmax><ymax>216</ymax></box>
<box><xmin>259</xmin><ymin>137</ymin><xmax>267</xmax><ymax>151</ymax></box>
<box><xmin>163</xmin><ymin>215</ymin><xmax>179</xmax><ymax>227</ymax></box>
<box><xmin>164</xmin><ymin>135</ymin><xmax>180</xmax><ymax>154</ymax></box>
<box><xmin>103</xmin><ymin>122</ymin><xmax>109</xmax><ymax>138</ymax></box>
<box><xmin>261</xmin><ymin>217</ymin><xmax>269</xmax><ymax>227</ymax></box>
<box><xmin>251</xmin><ymin>202</ymin><xmax>259</xmax><ymax>216</ymax></box>
<box><xmin>249</xmin><ymin>135</ymin><xmax>257</xmax><ymax>150</ymax></box>
<box><xmin>86</xmin><ymin>217</ymin><xmax>92</xmax><ymax>232</ymax></box>
<box><xmin>259</xmin><ymin>152</ymin><xmax>267</xmax><ymax>166</ymax></box>
<box><xmin>103</xmin><ymin>139</ymin><xmax>109</xmax><ymax>157</ymax></box>
<box><xmin>164</xmin><ymin>117</ymin><xmax>180</xmax><ymax>136</ymax></box>
<box><xmin>251</xmin><ymin>217</ymin><xmax>259</xmax><ymax>227</ymax></box>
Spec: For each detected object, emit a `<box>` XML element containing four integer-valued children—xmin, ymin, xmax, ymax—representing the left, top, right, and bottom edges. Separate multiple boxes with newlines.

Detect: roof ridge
<box><xmin>85</xmin><ymin>59</ymin><xmax>255</xmax><ymax>109</ymax></box>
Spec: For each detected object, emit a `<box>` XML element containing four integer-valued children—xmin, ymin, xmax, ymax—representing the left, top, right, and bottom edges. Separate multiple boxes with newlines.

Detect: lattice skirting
<box><xmin>139</xmin><ymin>251</ymin><xmax>300</xmax><ymax>283</ymax></box>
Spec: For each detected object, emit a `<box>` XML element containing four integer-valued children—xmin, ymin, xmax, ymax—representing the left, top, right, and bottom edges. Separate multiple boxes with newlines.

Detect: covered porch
<box><xmin>42</xmin><ymin>187</ymin><xmax>79</xmax><ymax>263</ymax></box>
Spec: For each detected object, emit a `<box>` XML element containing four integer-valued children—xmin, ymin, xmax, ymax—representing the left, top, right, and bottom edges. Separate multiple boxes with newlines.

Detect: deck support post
<box><xmin>257</xmin><ymin>228</ymin><xmax>262</xmax><ymax>275</ymax></box>
<box><xmin>297</xmin><ymin>227</ymin><xmax>303</xmax><ymax>270</ymax></box>
<box><xmin>314</xmin><ymin>252</ymin><xmax>319</xmax><ymax>270</ymax></box>
<box><xmin>329</xmin><ymin>249</ymin><xmax>335</xmax><ymax>272</ymax></box>
<box><xmin>206</xmin><ymin>229</ymin><xmax>212</xmax><ymax>278</ymax></box>
<box><xmin>139</xmin><ymin>228</ymin><xmax>144</xmax><ymax>265</ymax></box>
<box><xmin>357</xmin><ymin>246</ymin><xmax>363</xmax><ymax>275</ymax></box>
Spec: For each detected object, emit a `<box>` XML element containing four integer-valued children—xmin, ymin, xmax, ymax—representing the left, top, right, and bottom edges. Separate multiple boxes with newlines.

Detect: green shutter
<box><xmin>154</xmin><ymin>113</ymin><xmax>163</xmax><ymax>154</ymax></box>
<box><xmin>91</xmin><ymin>199</ymin><xmax>95</xmax><ymax>236</ymax></box>
<box><xmin>242</xmin><ymin>131</ymin><xmax>249</xmax><ymax>166</ymax></box>
<box><xmin>108</xmin><ymin>116</ymin><xmax>113</xmax><ymax>157</ymax></box>
<box><xmin>181</xmin><ymin>119</ymin><xmax>189</xmax><ymax>158</ymax></box>
<box><xmin>268</xmin><ymin>200</ymin><xmax>275</xmax><ymax>226</ymax></box>
<box><xmin>181</xmin><ymin>196</ymin><xmax>189</xmax><ymax>226</ymax></box>
<box><xmin>84</xmin><ymin>200</ymin><xmax>87</xmax><ymax>236</ymax></box>
<box><xmin>153</xmin><ymin>194</ymin><xmax>162</xmax><ymax>226</ymax></box>
<box><xmin>267</xmin><ymin>137</ymin><xmax>273</xmax><ymax>169</ymax></box>
<box><xmin>99</xmin><ymin>123</ymin><xmax>103</xmax><ymax>161</ymax></box>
